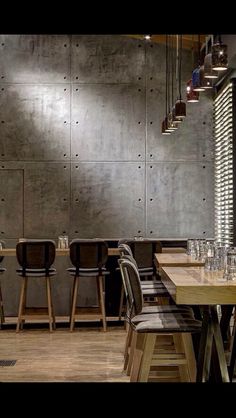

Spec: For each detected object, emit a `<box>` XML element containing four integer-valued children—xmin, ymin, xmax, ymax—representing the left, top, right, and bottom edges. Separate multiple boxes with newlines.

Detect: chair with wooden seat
<box><xmin>67</xmin><ymin>239</ymin><xmax>110</xmax><ymax>332</ymax></box>
<box><xmin>119</xmin><ymin>257</ymin><xmax>202</xmax><ymax>382</ymax></box>
<box><xmin>118</xmin><ymin>238</ymin><xmax>162</xmax><ymax>280</ymax></box>
<box><xmin>118</xmin><ymin>242</ymin><xmax>169</xmax><ymax>320</ymax></box>
<box><xmin>16</xmin><ymin>240</ymin><xmax>56</xmax><ymax>332</ymax></box>
<box><xmin>0</xmin><ymin>240</ymin><xmax>6</xmax><ymax>328</ymax></box>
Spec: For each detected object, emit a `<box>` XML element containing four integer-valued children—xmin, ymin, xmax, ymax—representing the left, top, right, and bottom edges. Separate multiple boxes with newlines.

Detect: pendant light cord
<box><xmin>179</xmin><ymin>35</ymin><xmax>182</xmax><ymax>101</ymax></box>
<box><xmin>165</xmin><ymin>34</ymin><xmax>168</xmax><ymax>117</ymax></box>
<box><xmin>171</xmin><ymin>35</ymin><xmax>174</xmax><ymax>108</ymax></box>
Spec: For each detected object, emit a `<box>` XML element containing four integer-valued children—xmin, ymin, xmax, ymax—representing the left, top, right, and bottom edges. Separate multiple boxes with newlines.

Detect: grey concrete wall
<box><xmin>0</xmin><ymin>35</ymin><xmax>214</xmax><ymax>315</ymax></box>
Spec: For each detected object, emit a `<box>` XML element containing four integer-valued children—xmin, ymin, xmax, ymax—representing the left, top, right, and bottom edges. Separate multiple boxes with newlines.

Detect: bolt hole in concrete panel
<box><xmin>146</xmin><ymin>163</ymin><xmax>214</xmax><ymax>238</ymax></box>
<box><xmin>71</xmin><ymin>35</ymin><xmax>145</xmax><ymax>84</ymax></box>
<box><xmin>71</xmin><ymin>84</ymin><xmax>145</xmax><ymax>161</ymax></box>
<box><xmin>0</xmin><ymin>35</ymin><xmax>71</xmax><ymax>83</ymax></box>
<box><xmin>70</xmin><ymin>162</ymin><xmax>145</xmax><ymax>238</ymax></box>
<box><xmin>23</xmin><ymin>163</ymin><xmax>70</xmax><ymax>238</ymax></box>
<box><xmin>0</xmin><ymin>169</ymin><xmax>23</xmax><ymax>238</ymax></box>
<box><xmin>0</xmin><ymin>84</ymin><xmax>70</xmax><ymax>161</ymax></box>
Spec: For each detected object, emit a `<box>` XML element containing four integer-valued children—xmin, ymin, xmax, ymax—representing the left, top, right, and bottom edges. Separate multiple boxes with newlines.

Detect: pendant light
<box><xmin>204</xmin><ymin>35</ymin><xmax>218</xmax><ymax>79</ymax></box>
<box><xmin>162</xmin><ymin>35</ymin><xmax>171</xmax><ymax>135</ymax></box>
<box><xmin>168</xmin><ymin>35</ymin><xmax>178</xmax><ymax>130</ymax></box>
<box><xmin>186</xmin><ymin>36</ymin><xmax>199</xmax><ymax>102</ymax></box>
<box><xmin>202</xmin><ymin>77</ymin><xmax>214</xmax><ymax>90</ymax></box>
<box><xmin>175</xmin><ymin>35</ymin><xmax>186</xmax><ymax>120</ymax></box>
<box><xmin>212</xmin><ymin>34</ymin><xmax>228</xmax><ymax>71</ymax></box>
<box><xmin>186</xmin><ymin>79</ymin><xmax>199</xmax><ymax>102</ymax></box>
<box><xmin>192</xmin><ymin>35</ymin><xmax>205</xmax><ymax>92</ymax></box>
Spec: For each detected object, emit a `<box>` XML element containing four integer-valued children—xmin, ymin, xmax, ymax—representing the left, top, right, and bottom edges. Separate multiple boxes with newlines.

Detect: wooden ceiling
<box><xmin>126</xmin><ymin>34</ymin><xmax>208</xmax><ymax>50</ymax></box>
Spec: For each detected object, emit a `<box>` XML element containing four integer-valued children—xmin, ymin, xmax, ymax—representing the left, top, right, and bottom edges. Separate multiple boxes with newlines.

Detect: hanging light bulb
<box><xmin>172</xmin><ymin>105</ymin><xmax>182</xmax><ymax>123</ymax></box>
<box><xmin>192</xmin><ymin>65</ymin><xmax>205</xmax><ymax>91</ymax></box>
<box><xmin>175</xmin><ymin>35</ymin><xmax>186</xmax><ymax>120</ymax></box>
<box><xmin>192</xmin><ymin>36</ymin><xmax>205</xmax><ymax>91</ymax></box>
<box><xmin>168</xmin><ymin>112</ymin><xmax>178</xmax><ymax>130</ymax></box>
<box><xmin>204</xmin><ymin>36</ymin><xmax>218</xmax><ymax>79</ymax></box>
<box><xmin>175</xmin><ymin>99</ymin><xmax>186</xmax><ymax>119</ymax></box>
<box><xmin>212</xmin><ymin>35</ymin><xmax>228</xmax><ymax>71</ymax></box>
<box><xmin>186</xmin><ymin>79</ymin><xmax>199</xmax><ymax>102</ymax></box>
<box><xmin>204</xmin><ymin>53</ymin><xmax>218</xmax><ymax>78</ymax></box>
<box><xmin>202</xmin><ymin>77</ymin><xmax>214</xmax><ymax>89</ymax></box>
<box><xmin>161</xmin><ymin>118</ymin><xmax>171</xmax><ymax>135</ymax></box>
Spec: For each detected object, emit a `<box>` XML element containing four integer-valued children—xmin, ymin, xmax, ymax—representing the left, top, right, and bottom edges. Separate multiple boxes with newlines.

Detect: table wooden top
<box><xmin>161</xmin><ymin>266</ymin><xmax>236</xmax><ymax>305</ymax></box>
<box><xmin>155</xmin><ymin>252</ymin><xmax>204</xmax><ymax>267</ymax></box>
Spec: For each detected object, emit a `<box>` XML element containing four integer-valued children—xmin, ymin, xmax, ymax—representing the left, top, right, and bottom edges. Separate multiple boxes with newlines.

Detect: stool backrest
<box><xmin>0</xmin><ymin>240</ymin><xmax>5</xmax><ymax>263</ymax></box>
<box><xmin>119</xmin><ymin>257</ymin><xmax>143</xmax><ymax>318</ymax></box>
<box><xmin>119</xmin><ymin>239</ymin><xmax>162</xmax><ymax>269</ymax></box>
<box><xmin>16</xmin><ymin>240</ymin><xmax>56</xmax><ymax>270</ymax></box>
<box><xmin>69</xmin><ymin>239</ymin><xmax>108</xmax><ymax>270</ymax></box>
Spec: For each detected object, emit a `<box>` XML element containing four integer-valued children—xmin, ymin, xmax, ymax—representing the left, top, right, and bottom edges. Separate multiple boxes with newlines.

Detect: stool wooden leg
<box><xmin>137</xmin><ymin>333</ymin><xmax>156</xmax><ymax>382</ymax></box>
<box><xmin>70</xmin><ymin>276</ymin><xmax>79</xmax><ymax>332</ymax></box>
<box><xmin>127</xmin><ymin>330</ymin><xmax>137</xmax><ymax>375</ymax></box>
<box><xmin>124</xmin><ymin>324</ymin><xmax>132</xmax><ymax>371</ymax></box>
<box><xmin>46</xmin><ymin>277</ymin><xmax>54</xmax><ymax>332</ymax></box>
<box><xmin>16</xmin><ymin>278</ymin><xmax>27</xmax><ymax>332</ymax></box>
<box><xmin>98</xmin><ymin>275</ymin><xmax>107</xmax><ymax>332</ymax></box>
<box><xmin>0</xmin><ymin>284</ymin><xmax>5</xmax><ymax>326</ymax></box>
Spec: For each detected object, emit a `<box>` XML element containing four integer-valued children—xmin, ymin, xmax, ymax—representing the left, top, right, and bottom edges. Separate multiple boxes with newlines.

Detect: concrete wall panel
<box><xmin>0</xmin><ymin>84</ymin><xmax>70</xmax><ymax>161</ymax></box>
<box><xmin>23</xmin><ymin>163</ymin><xmax>70</xmax><ymax>238</ymax></box>
<box><xmin>0</xmin><ymin>169</ymin><xmax>23</xmax><ymax>238</ymax></box>
<box><xmin>0</xmin><ymin>35</ymin><xmax>70</xmax><ymax>84</ymax></box>
<box><xmin>71</xmin><ymin>35</ymin><xmax>145</xmax><ymax>84</ymax></box>
<box><xmin>146</xmin><ymin>162</ymin><xmax>214</xmax><ymax>238</ymax></box>
<box><xmin>71</xmin><ymin>84</ymin><xmax>145</xmax><ymax>161</ymax></box>
<box><xmin>70</xmin><ymin>162</ymin><xmax>145</xmax><ymax>238</ymax></box>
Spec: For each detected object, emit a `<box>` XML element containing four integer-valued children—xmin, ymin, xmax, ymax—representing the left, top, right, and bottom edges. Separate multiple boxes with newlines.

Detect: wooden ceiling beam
<box><xmin>125</xmin><ymin>34</ymin><xmax>207</xmax><ymax>50</ymax></box>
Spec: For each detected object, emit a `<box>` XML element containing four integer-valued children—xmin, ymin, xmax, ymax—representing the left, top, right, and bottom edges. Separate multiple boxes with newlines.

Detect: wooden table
<box><xmin>160</xmin><ymin>266</ymin><xmax>236</xmax><ymax>382</ymax></box>
<box><xmin>155</xmin><ymin>252</ymin><xmax>204</xmax><ymax>267</ymax></box>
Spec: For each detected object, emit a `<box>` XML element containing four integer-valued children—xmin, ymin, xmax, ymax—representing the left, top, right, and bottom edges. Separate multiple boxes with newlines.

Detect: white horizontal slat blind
<box><xmin>214</xmin><ymin>82</ymin><xmax>234</xmax><ymax>245</ymax></box>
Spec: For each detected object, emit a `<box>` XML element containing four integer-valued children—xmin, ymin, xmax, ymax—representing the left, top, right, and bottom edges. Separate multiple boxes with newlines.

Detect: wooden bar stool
<box><xmin>16</xmin><ymin>240</ymin><xmax>56</xmax><ymax>332</ymax></box>
<box><xmin>67</xmin><ymin>239</ymin><xmax>110</xmax><ymax>332</ymax></box>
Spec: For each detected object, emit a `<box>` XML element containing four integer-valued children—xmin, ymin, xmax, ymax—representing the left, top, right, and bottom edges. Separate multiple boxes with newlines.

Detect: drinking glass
<box><xmin>58</xmin><ymin>235</ymin><xmax>69</xmax><ymax>249</ymax></box>
<box><xmin>225</xmin><ymin>249</ymin><xmax>236</xmax><ymax>281</ymax></box>
<box><xmin>187</xmin><ymin>239</ymin><xmax>195</xmax><ymax>256</ymax></box>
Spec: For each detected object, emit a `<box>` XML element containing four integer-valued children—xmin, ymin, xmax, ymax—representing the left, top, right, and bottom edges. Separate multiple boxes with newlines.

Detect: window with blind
<box><xmin>214</xmin><ymin>80</ymin><xmax>236</xmax><ymax>245</ymax></box>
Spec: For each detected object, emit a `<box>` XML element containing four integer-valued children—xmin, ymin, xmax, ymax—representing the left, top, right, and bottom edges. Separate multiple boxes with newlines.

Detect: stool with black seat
<box><xmin>0</xmin><ymin>240</ymin><xmax>6</xmax><ymax>328</ymax></box>
<box><xmin>16</xmin><ymin>240</ymin><xmax>56</xmax><ymax>332</ymax></box>
<box><xmin>67</xmin><ymin>239</ymin><xmax>110</xmax><ymax>332</ymax></box>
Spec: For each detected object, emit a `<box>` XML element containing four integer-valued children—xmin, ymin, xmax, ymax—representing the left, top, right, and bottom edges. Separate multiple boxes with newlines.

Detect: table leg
<box><xmin>197</xmin><ymin>306</ymin><xmax>214</xmax><ymax>382</ymax></box>
<box><xmin>197</xmin><ymin>305</ymin><xmax>230</xmax><ymax>382</ymax></box>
